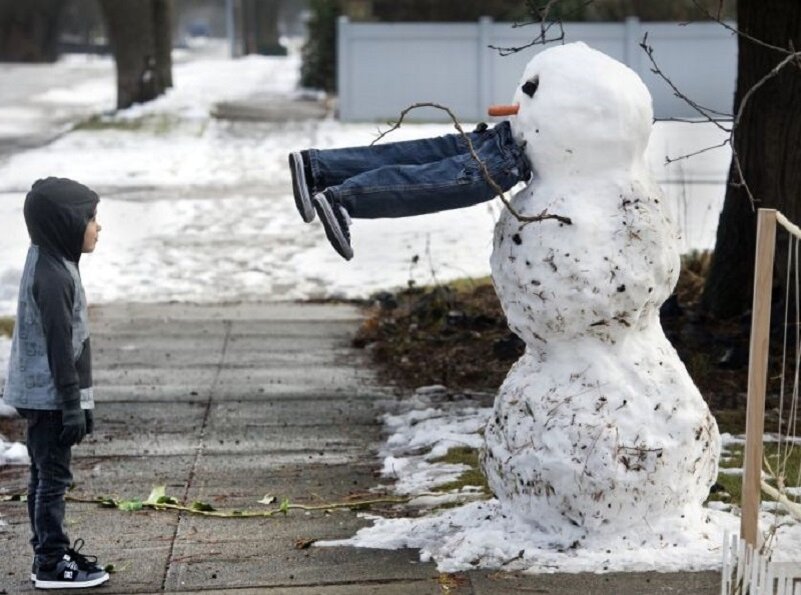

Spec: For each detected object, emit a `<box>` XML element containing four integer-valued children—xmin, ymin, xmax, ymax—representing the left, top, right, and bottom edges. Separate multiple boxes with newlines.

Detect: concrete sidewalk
<box><xmin>0</xmin><ymin>302</ymin><xmax>720</xmax><ymax>594</ymax></box>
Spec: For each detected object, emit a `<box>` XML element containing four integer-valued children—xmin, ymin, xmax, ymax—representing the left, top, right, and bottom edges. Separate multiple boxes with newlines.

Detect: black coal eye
<box><xmin>522</xmin><ymin>76</ymin><xmax>539</xmax><ymax>98</ymax></box>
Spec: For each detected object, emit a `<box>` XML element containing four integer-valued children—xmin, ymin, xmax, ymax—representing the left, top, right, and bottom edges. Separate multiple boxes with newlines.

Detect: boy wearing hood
<box><xmin>3</xmin><ymin>178</ymin><xmax>109</xmax><ymax>589</ymax></box>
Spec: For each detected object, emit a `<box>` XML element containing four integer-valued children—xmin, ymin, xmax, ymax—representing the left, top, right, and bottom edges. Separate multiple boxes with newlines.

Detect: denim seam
<box><xmin>307</xmin><ymin>150</ymin><xmax>322</xmax><ymax>191</ymax></box>
<box><xmin>330</xmin><ymin>178</ymin><xmax>475</xmax><ymax>201</ymax></box>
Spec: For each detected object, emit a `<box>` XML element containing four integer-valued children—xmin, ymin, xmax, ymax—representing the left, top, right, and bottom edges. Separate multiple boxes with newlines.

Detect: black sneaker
<box><xmin>35</xmin><ymin>542</ymin><xmax>109</xmax><ymax>590</ymax></box>
<box><xmin>31</xmin><ymin>560</ymin><xmax>37</xmax><ymax>582</ymax></box>
<box><xmin>289</xmin><ymin>151</ymin><xmax>315</xmax><ymax>223</ymax></box>
<box><xmin>313</xmin><ymin>191</ymin><xmax>353</xmax><ymax>260</ymax></box>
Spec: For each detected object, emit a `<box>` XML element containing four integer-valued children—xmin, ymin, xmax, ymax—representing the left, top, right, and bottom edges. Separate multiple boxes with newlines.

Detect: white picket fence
<box><xmin>721</xmin><ymin>532</ymin><xmax>801</xmax><ymax>594</ymax></box>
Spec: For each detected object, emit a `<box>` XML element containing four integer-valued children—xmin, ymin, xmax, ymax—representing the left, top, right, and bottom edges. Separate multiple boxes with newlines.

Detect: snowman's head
<box><xmin>509</xmin><ymin>42</ymin><xmax>653</xmax><ymax>179</ymax></box>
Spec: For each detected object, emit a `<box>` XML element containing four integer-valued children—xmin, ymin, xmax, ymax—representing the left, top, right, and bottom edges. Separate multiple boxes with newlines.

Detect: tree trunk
<box><xmin>99</xmin><ymin>0</ymin><xmax>174</xmax><ymax>109</ymax></box>
<box><xmin>0</xmin><ymin>0</ymin><xmax>64</xmax><ymax>62</ymax></box>
<box><xmin>256</xmin><ymin>0</ymin><xmax>284</xmax><ymax>55</ymax></box>
<box><xmin>701</xmin><ymin>0</ymin><xmax>801</xmax><ymax>319</ymax></box>
<box><xmin>153</xmin><ymin>0</ymin><xmax>173</xmax><ymax>88</ymax></box>
<box><xmin>241</xmin><ymin>0</ymin><xmax>285</xmax><ymax>55</ymax></box>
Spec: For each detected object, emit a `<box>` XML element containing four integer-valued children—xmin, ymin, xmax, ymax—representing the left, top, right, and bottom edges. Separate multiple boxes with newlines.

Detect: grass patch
<box><xmin>708</xmin><ymin>443</ymin><xmax>801</xmax><ymax>507</ymax></box>
<box><xmin>431</xmin><ymin>447</ymin><xmax>491</xmax><ymax>495</ymax></box>
<box><xmin>0</xmin><ymin>316</ymin><xmax>14</xmax><ymax>337</ymax></box>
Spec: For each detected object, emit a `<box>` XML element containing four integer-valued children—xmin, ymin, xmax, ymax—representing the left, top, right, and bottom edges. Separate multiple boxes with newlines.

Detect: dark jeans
<box><xmin>18</xmin><ymin>408</ymin><xmax>72</xmax><ymax>567</ymax></box>
<box><xmin>307</xmin><ymin>121</ymin><xmax>531</xmax><ymax>219</ymax></box>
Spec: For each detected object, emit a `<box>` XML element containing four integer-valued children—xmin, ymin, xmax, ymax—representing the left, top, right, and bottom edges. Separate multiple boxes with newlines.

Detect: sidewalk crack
<box><xmin>161</xmin><ymin>320</ymin><xmax>232</xmax><ymax>591</ymax></box>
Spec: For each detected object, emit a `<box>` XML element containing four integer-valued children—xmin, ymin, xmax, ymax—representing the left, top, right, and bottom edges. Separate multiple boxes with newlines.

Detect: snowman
<box><xmin>482</xmin><ymin>42</ymin><xmax>720</xmax><ymax>539</ymax></box>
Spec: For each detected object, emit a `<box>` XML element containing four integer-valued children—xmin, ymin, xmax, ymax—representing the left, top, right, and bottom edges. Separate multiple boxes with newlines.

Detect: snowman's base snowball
<box><xmin>481</xmin><ymin>329</ymin><xmax>720</xmax><ymax>536</ymax></box>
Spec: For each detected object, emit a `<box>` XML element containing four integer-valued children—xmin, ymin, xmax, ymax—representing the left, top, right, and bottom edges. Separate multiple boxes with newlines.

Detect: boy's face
<box><xmin>82</xmin><ymin>213</ymin><xmax>101</xmax><ymax>253</ymax></box>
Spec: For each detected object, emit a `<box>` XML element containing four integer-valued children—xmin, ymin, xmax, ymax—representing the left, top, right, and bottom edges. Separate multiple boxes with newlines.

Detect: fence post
<box><xmin>623</xmin><ymin>16</ymin><xmax>641</xmax><ymax>75</ymax></box>
<box><xmin>337</xmin><ymin>16</ymin><xmax>350</xmax><ymax>121</ymax></box>
<box><xmin>741</xmin><ymin>208</ymin><xmax>777</xmax><ymax>547</ymax></box>
<box><xmin>478</xmin><ymin>16</ymin><xmax>494</xmax><ymax>121</ymax></box>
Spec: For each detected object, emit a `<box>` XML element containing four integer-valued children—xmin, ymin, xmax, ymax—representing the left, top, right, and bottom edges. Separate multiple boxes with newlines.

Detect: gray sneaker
<box><xmin>35</xmin><ymin>548</ymin><xmax>109</xmax><ymax>590</ymax></box>
<box><xmin>313</xmin><ymin>192</ymin><xmax>353</xmax><ymax>260</ymax></box>
<box><xmin>289</xmin><ymin>151</ymin><xmax>315</xmax><ymax>223</ymax></box>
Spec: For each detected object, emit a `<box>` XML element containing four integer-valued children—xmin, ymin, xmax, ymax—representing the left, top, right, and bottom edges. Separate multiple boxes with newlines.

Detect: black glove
<box><xmin>473</xmin><ymin>122</ymin><xmax>489</xmax><ymax>133</ymax></box>
<box><xmin>60</xmin><ymin>401</ymin><xmax>87</xmax><ymax>446</ymax></box>
<box><xmin>85</xmin><ymin>409</ymin><xmax>94</xmax><ymax>435</ymax></box>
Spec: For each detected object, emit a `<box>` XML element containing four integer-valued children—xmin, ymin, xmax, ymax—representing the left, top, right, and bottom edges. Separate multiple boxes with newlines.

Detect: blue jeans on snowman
<box><xmin>291</xmin><ymin>121</ymin><xmax>531</xmax><ymax>260</ymax></box>
<box><xmin>309</xmin><ymin>121</ymin><xmax>530</xmax><ymax>218</ymax></box>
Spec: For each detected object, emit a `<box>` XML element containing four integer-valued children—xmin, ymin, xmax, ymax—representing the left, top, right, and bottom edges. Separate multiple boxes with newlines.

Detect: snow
<box><xmin>320</xmin><ymin>386</ymin><xmax>801</xmax><ymax>573</ymax></box>
<box><xmin>0</xmin><ymin>439</ymin><xmax>27</xmax><ymax>466</ymax></box>
<box><xmin>376</xmin><ymin>387</ymin><xmax>492</xmax><ymax>495</ymax></box>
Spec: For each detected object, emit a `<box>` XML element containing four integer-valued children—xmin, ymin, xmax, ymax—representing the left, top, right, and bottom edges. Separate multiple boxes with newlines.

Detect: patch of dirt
<box><xmin>354</xmin><ymin>281</ymin><xmax>515</xmax><ymax>393</ymax></box>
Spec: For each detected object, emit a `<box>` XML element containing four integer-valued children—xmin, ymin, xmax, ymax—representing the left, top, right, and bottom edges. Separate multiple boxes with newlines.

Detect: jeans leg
<box><xmin>334</xmin><ymin>132</ymin><xmax>526</xmax><ymax>219</ymax></box>
<box><xmin>22</xmin><ymin>410</ymin><xmax>40</xmax><ymax>554</ymax></box>
<box><xmin>308</xmin><ymin>127</ymin><xmax>495</xmax><ymax>191</ymax></box>
<box><xmin>25</xmin><ymin>409</ymin><xmax>72</xmax><ymax>568</ymax></box>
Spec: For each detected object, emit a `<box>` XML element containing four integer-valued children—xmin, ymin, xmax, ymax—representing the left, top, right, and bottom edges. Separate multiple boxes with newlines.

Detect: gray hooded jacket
<box><xmin>3</xmin><ymin>178</ymin><xmax>98</xmax><ymax>411</ymax></box>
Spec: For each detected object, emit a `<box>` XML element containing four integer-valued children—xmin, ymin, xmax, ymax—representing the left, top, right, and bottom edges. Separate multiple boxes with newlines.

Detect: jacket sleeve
<box><xmin>33</xmin><ymin>262</ymin><xmax>81</xmax><ymax>407</ymax></box>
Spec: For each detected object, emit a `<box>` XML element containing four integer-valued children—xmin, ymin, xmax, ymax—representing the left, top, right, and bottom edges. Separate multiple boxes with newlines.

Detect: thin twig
<box><xmin>664</xmin><ymin>138</ymin><xmax>732</xmax><ymax>165</ymax></box>
<box><xmin>640</xmin><ymin>33</ymin><xmax>732</xmax><ymax>126</ymax></box>
<box><xmin>657</xmin><ymin>116</ymin><xmax>732</xmax><ymax>126</ymax></box>
<box><xmin>372</xmin><ymin>102</ymin><xmax>571</xmax><ymax>225</ymax></box>
<box><xmin>489</xmin><ymin>0</ymin><xmax>594</xmax><ymax>55</ymax></box>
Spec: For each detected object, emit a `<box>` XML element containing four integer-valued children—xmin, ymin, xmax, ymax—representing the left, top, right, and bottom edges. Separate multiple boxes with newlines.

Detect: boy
<box><xmin>289</xmin><ymin>112</ymin><xmax>530</xmax><ymax>261</ymax></box>
<box><xmin>3</xmin><ymin>177</ymin><xmax>109</xmax><ymax>589</ymax></box>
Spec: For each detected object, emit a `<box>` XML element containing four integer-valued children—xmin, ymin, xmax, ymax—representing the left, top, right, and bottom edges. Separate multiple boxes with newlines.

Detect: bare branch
<box><xmin>656</xmin><ymin>116</ymin><xmax>732</xmax><ymax>127</ymax></box>
<box><xmin>640</xmin><ymin>33</ymin><xmax>733</xmax><ymax>126</ymax></box>
<box><xmin>734</xmin><ymin>52</ymin><xmax>800</xmax><ymax>130</ymax></box>
<box><xmin>488</xmin><ymin>0</ymin><xmax>593</xmax><ymax>56</ymax></box>
<box><xmin>489</xmin><ymin>20</ymin><xmax>565</xmax><ymax>56</ymax></box>
<box><xmin>372</xmin><ymin>102</ymin><xmax>572</xmax><ymax>226</ymax></box>
<box><xmin>664</xmin><ymin>138</ymin><xmax>732</xmax><ymax>165</ymax></box>
<box><xmin>640</xmin><ymin>33</ymin><xmax>764</xmax><ymax>209</ymax></box>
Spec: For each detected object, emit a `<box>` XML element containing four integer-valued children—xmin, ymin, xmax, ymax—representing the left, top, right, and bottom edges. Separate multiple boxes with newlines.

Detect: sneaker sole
<box><xmin>289</xmin><ymin>153</ymin><xmax>315</xmax><ymax>223</ymax></box>
<box><xmin>313</xmin><ymin>195</ymin><xmax>354</xmax><ymax>260</ymax></box>
<box><xmin>35</xmin><ymin>573</ymin><xmax>109</xmax><ymax>589</ymax></box>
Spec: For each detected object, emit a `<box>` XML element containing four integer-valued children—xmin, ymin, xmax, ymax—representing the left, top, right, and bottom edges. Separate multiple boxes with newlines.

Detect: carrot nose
<box><xmin>488</xmin><ymin>104</ymin><xmax>519</xmax><ymax>117</ymax></box>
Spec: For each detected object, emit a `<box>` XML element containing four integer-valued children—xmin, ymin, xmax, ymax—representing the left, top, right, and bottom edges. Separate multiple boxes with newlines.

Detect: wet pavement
<box><xmin>0</xmin><ymin>302</ymin><xmax>720</xmax><ymax>594</ymax></box>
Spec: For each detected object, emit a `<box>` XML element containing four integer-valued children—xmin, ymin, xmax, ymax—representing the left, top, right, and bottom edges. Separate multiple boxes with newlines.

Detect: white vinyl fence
<box><xmin>336</xmin><ymin>16</ymin><xmax>736</xmax><ymax>122</ymax></box>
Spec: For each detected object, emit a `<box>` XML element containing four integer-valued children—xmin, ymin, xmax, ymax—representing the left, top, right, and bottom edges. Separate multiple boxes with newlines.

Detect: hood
<box><xmin>24</xmin><ymin>177</ymin><xmax>99</xmax><ymax>263</ymax></box>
